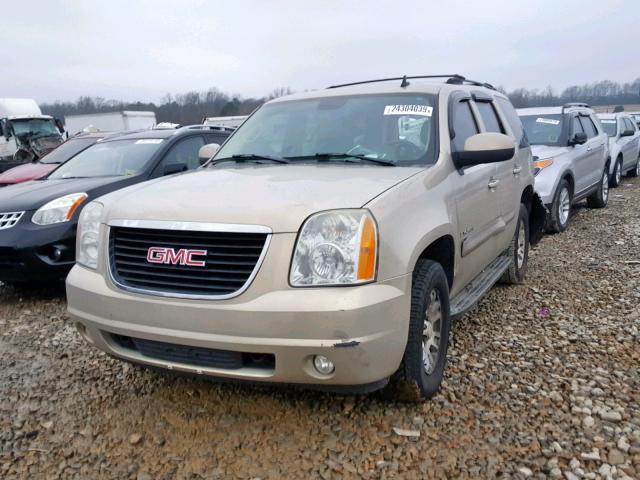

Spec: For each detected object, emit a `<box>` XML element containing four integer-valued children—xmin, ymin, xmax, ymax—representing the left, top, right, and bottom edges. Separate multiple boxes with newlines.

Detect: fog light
<box><xmin>52</xmin><ymin>247</ymin><xmax>63</xmax><ymax>261</ymax></box>
<box><xmin>313</xmin><ymin>355</ymin><xmax>335</xmax><ymax>375</ymax></box>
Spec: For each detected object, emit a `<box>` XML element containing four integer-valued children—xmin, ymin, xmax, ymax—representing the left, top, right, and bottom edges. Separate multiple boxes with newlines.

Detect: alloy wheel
<box><xmin>422</xmin><ymin>289</ymin><xmax>442</xmax><ymax>375</ymax></box>
<box><xmin>558</xmin><ymin>187</ymin><xmax>570</xmax><ymax>226</ymax></box>
<box><xmin>516</xmin><ymin>221</ymin><xmax>526</xmax><ymax>269</ymax></box>
<box><xmin>616</xmin><ymin>162</ymin><xmax>622</xmax><ymax>185</ymax></box>
<box><xmin>602</xmin><ymin>170</ymin><xmax>609</xmax><ymax>202</ymax></box>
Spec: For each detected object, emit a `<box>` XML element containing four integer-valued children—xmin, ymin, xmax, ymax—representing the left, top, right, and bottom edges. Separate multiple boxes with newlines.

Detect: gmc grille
<box><xmin>109</xmin><ymin>226</ymin><xmax>269</xmax><ymax>298</ymax></box>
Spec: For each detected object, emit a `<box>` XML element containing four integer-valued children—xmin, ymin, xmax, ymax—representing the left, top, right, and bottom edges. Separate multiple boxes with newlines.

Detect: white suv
<box><xmin>596</xmin><ymin>112</ymin><xmax>640</xmax><ymax>185</ymax></box>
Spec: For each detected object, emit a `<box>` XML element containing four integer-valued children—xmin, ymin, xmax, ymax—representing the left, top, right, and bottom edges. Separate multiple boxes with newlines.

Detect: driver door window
<box><xmin>452</xmin><ymin>100</ymin><xmax>479</xmax><ymax>152</ymax></box>
<box><xmin>157</xmin><ymin>136</ymin><xmax>205</xmax><ymax>173</ymax></box>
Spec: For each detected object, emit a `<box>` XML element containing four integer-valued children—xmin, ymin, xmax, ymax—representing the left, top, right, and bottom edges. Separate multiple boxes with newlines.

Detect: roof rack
<box><xmin>561</xmin><ymin>102</ymin><xmax>590</xmax><ymax>114</ymax></box>
<box><xmin>327</xmin><ymin>74</ymin><xmax>497</xmax><ymax>91</ymax></box>
<box><xmin>175</xmin><ymin>124</ymin><xmax>236</xmax><ymax>134</ymax></box>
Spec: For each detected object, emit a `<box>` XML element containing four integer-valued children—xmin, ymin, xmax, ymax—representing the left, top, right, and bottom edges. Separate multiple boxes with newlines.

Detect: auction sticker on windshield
<box><xmin>384</xmin><ymin>105</ymin><xmax>433</xmax><ymax>116</ymax></box>
<box><xmin>135</xmin><ymin>139</ymin><xmax>164</xmax><ymax>144</ymax></box>
<box><xmin>601</xmin><ymin>120</ymin><xmax>616</xmax><ymax>124</ymax></box>
<box><xmin>536</xmin><ymin>118</ymin><xmax>560</xmax><ymax>125</ymax></box>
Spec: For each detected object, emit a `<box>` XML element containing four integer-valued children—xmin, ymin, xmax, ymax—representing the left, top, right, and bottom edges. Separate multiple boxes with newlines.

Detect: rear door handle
<box><xmin>513</xmin><ymin>166</ymin><xmax>522</xmax><ymax>175</ymax></box>
<box><xmin>488</xmin><ymin>178</ymin><xmax>500</xmax><ymax>189</ymax></box>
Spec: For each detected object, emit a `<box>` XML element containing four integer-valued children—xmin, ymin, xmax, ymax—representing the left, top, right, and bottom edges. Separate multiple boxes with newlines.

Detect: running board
<box><xmin>450</xmin><ymin>253</ymin><xmax>511</xmax><ymax>319</ymax></box>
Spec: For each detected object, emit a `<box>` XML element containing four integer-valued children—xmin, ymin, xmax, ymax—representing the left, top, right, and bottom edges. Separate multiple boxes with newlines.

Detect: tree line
<box><xmin>41</xmin><ymin>79</ymin><xmax>640</xmax><ymax>124</ymax></box>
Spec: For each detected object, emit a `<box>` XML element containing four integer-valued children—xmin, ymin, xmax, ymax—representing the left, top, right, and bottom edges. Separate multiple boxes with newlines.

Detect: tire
<box><xmin>500</xmin><ymin>204</ymin><xmax>530</xmax><ymax>284</ymax></box>
<box><xmin>610</xmin><ymin>158</ymin><xmax>623</xmax><ymax>187</ymax></box>
<box><xmin>386</xmin><ymin>260</ymin><xmax>451</xmax><ymax>402</ymax></box>
<box><xmin>587</xmin><ymin>167</ymin><xmax>609</xmax><ymax>209</ymax></box>
<box><xmin>546</xmin><ymin>179</ymin><xmax>571</xmax><ymax>233</ymax></box>
<box><xmin>628</xmin><ymin>157</ymin><xmax>640</xmax><ymax>178</ymax></box>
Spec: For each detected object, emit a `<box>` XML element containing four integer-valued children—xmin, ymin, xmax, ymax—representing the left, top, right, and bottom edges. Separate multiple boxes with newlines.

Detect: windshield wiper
<box><xmin>287</xmin><ymin>153</ymin><xmax>395</xmax><ymax>166</ymax></box>
<box><xmin>209</xmin><ymin>154</ymin><xmax>289</xmax><ymax>166</ymax></box>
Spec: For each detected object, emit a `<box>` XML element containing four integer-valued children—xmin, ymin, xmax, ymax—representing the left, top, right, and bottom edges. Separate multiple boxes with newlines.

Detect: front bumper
<box><xmin>66</xmin><ymin>264</ymin><xmax>412</xmax><ymax>390</ymax></box>
<box><xmin>0</xmin><ymin>213</ymin><xmax>76</xmax><ymax>282</ymax></box>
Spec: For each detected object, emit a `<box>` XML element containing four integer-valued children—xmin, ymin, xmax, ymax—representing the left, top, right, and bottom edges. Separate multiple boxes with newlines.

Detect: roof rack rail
<box><xmin>327</xmin><ymin>74</ymin><xmax>496</xmax><ymax>91</ymax></box>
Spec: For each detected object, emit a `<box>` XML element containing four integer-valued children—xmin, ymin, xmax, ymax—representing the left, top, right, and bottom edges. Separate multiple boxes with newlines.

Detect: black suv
<box><xmin>0</xmin><ymin>125</ymin><xmax>231</xmax><ymax>284</ymax></box>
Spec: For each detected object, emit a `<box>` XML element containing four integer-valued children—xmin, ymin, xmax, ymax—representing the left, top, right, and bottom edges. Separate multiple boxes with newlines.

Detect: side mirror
<box><xmin>569</xmin><ymin>132</ymin><xmax>588</xmax><ymax>146</ymax></box>
<box><xmin>453</xmin><ymin>133</ymin><xmax>515</xmax><ymax>169</ymax></box>
<box><xmin>198</xmin><ymin>143</ymin><xmax>220</xmax><ymax>165</ymax></box>
<box><xmin>54</xmin><ymin>118</ymin><xmax>65</xmax><ymax>134</ymax></box>
<box><xmin>620</xmin><ymin>129</ymin><xmax>634</xmax><ymax>137</ymax></box>
<box><xmin>163</xmin><ymin>163</ymin><xmax>187</xmax><ymax>175</ymax></box>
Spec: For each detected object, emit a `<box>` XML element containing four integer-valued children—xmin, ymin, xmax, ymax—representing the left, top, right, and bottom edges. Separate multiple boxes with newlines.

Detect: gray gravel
<box><xmin>1</xmin><ymin>178</ymin><xmax>639</xmax><ymax>479</ymax></box>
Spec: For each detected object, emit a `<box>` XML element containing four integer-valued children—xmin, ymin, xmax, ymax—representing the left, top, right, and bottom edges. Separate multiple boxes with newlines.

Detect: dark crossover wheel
<box><xmin>386</xmin><ymin>259</ymin><xmax>451</xmax><ymax>402</ymax></box>
<box><xmin>628</xmin><ymin>157</ymin><xmax>640</xmax><ymax>178</ymax></box>
<box><xmin>587</xmin><ymin>167</ymin><xmax>609</xmax><ymax>209</ymax></box>
<box><xmin>501</xmin><ymin>204</ymin><xmax>530</xmax><ymax>284</ymax></box>
<box><xmin>610</xmin><ymin>158</ymin><xmax>623</xmax><ymax>187</ymax></box>
<box><xmin>547</xmin><ymin>179</ymin><xmax>571</xmax><ymax>233</ymax></box>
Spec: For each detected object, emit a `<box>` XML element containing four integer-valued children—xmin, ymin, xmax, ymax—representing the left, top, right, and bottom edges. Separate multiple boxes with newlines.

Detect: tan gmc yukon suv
<box><xmin>66</xmin><ymin>75</ymin><xmax>546</xmax><ymax>401</ymax></box>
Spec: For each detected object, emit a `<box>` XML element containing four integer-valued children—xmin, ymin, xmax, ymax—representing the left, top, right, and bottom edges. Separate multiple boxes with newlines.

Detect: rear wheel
<box><xmin>387</xmin><ymin>260</ymin><xmax>451</xmax><ymax>402</ymax></box>
<box><xmin>587</xmin><ymin>167</ymin><xmax>609</xmax><ymax>208</ymax></box>
<box><xmin>547</xmin><ymin>179</ymin><xmax>571</xmax><ymax>233</ymax></box>
<box><xmin>500</xmin><ymin>204</ymin><xmax>530</xmax><ymax>284</ymax></box>
<box><xmin>628</xmin><ymin>157</ymin><xmax>640</xmax><ymax>178</ymax></box>
<box><xmin>610</xmin><ymin>158</ymin><xmax>623</xmax><ymax>187</ymax></box>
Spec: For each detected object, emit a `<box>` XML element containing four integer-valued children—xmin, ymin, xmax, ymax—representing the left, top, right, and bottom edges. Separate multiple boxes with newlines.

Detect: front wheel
<box><xmin>587</xmin><ymin>167</ymin><xmax>609</xmax><ymax>208</ymax></box>
<box><xmin>610</xmin><ymin>158</ymin><xmax>623</xmax><ymax>187</ymax></box>
<box><xmin>387</xmin><ymin>260</ymin><xmax>451</xmax><ymax>402</ymax></box>
<box><xmin>501</xmin><ymin>204</ymin><xmax>530</xmax><ymax>284</ymax></box>
<box><xmin>547</xmin><ymin>179</ymin><xmax>571</xmax><ymax>233</ymax></box>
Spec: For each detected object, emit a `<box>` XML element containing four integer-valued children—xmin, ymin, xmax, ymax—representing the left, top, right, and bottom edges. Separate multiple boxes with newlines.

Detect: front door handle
<box><xmin>513</xmin><ymin>166</ymin><xmax>522</xmax><ymax>175</ymax></box>
<box><xmin>488</xmin><ymin>178</ymin><xmax>500</xmax><ymax>189</ymax></box>
<box><xmin>587</xmin><ymin>146</ymin><xmax>592</xmax><ymax>151</ymax></box>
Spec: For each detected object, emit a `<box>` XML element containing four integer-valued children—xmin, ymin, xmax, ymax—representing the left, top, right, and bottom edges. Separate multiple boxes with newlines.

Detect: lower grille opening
<box><xmin>110</xmin><ymin>334</ymin><xmax>275</xmax><ymax>371</ymax></box>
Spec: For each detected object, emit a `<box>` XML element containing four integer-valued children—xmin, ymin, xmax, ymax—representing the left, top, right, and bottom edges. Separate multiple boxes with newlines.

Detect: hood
<box><xmin>0</xmin><ymin>175</ymin><xmax>140</xmax><ymax>212</ymax></box>
<box><xmin>104</xmin><ymin>164</ymin><xmax>424</xmax><ymax>233</ymax></box>
<box><xmin>0</xmin><ymin>162</ymin><xmax>57</xmax><ymax>185</ymax></box>
<box><xmin>530</xmin><ymin>144</ymin><xmax>570</xmax><ymax>160</ymax></box>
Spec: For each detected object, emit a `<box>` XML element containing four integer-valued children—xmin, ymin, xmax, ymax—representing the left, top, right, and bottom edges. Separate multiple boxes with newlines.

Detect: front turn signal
<box><xmin>357</xmin><ymin>215</ymin><xmax>377</xmax><ymax>281</ymax></box>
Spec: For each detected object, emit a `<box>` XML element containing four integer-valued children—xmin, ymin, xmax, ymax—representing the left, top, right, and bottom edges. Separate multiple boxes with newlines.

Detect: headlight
<box><xmin>77</xmin><ymin>201</ymin><xmax>103</xmax><ymax>269</ymax></box>
<box><xmin>32</xmin><ymin>192</ymin><xmax>88</xmax><ymax>225</ymax></box>
<box><xmin>290</xmin><ymin>209</ymin><xmax>377</xmax><ymax>286</ymax></box>
<box><xmin>532</xmin><ymin>158</ymin><xmax>553</xmax><ymax>176</ymax></box>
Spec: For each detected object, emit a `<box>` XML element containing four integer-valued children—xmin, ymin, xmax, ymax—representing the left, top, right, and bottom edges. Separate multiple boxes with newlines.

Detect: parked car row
<box><xmin>3</xmin><ymin>75</ymin><xmax>638</xmax><ymax>401</ymax></box>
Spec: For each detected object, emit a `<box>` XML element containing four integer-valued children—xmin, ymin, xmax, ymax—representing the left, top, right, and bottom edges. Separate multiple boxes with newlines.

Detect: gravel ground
<box><xmin>1</xmin><ymin>178</ymin><xmax>639</xmax><ymax>480</ymax></box>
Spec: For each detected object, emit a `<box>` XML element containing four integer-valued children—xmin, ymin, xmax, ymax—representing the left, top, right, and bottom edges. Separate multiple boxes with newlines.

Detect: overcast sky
<box><xmin>3</xmin><ymin>0</ymin><xmax>638</xmax><ymax>104</ymax></box>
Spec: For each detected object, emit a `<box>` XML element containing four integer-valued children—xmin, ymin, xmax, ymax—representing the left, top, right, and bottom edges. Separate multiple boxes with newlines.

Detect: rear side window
<box><xmin>475</xmin><ymin>101</ymin><xmax>504</xmax><ymax>133</ymax></box>
<box><xmin>452</xmin><ymin>100</ymin><xmax>479</xmax><ymax>151</ymax></box>
<box><xmin>579</xmin><ymin>116</ymin><xmax>598</xmax><ymax>138</ymax></box>
<box><xmin>495</xmin><ymin>97</ymin><xmax>526</xmax><ymax>147</ymax></box>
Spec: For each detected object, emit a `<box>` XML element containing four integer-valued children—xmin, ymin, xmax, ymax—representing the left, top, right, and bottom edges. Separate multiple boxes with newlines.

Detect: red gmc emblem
<box><xmin>146</xmin><ymin>247</ymin><xmax>207</xmax><ymax>267</ymax></box>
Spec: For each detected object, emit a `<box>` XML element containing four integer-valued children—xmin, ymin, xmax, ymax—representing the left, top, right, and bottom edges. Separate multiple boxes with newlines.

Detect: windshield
<box><xmin>213</xmin><ymin>93</ymin><xmax>438</xmax><ymax>166</ymax></box>
<box><xmin>40</xmin><ymin>137</ymin><xmax>97</xmax><ymax>164</ymax></box>
<box><xmin>599</xmin><ymin>119</ymin><xmax>617</xmax><ymax>137</ymax></box>
<box><xmin>519</xmin><ymin>114</ymin><xmax>564</xmax><ymax>146</ymax></box>
<box><xmin>11</xmin><ymin>118</ymin><xmax>60</xmax><ymax>138</ymax></box>
<box><xmin>48</xmin><ymin>139</ymin><xmax>163</xmax><ymax>179</ymax></box>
